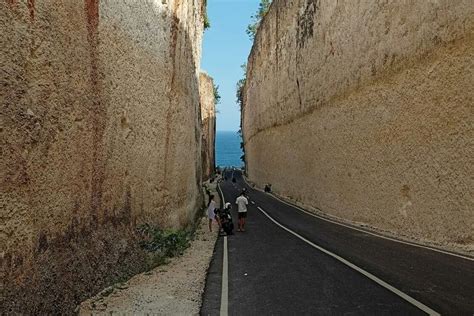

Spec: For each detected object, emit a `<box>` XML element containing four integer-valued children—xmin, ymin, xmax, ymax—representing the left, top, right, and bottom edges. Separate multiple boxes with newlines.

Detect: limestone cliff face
<box><xmin>243</xmin><ymin>0</ymin><xmax>473</xmax><ymax>252</ymax></box>
<box><xmin>200</xmin><ymin>73</ymin><xmax>216</xmax><ymax>180</ymax></box>
<box><xmin>1</xmin><ymin>0</ymin><xmax>205</xmax><ymax>313</ymax></box>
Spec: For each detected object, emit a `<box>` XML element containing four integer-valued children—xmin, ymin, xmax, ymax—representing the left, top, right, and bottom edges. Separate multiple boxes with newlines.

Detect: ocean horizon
<box><xmin>215</xmin><ymin>130</ymin><xmax>244</xmax><ymax>168</ymax></box>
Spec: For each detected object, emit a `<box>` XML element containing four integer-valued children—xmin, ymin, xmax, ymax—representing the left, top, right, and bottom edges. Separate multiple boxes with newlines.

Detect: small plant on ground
<box><xmin>137</xmin><ymin>224</ymin><xmax>194</xmax><ymax>270</ymax></box>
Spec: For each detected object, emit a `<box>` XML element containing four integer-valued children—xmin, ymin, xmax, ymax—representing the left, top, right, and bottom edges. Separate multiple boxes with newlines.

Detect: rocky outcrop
<box><xmin>200</xmin><ymin>72</ymin><xmax>216</xmax><ymax>180</ymax></box>
<box><xmin>1</xmin><ymin>0</ymin><xmax>205</xmax><ymax>313</ymax></box>
<box><xmin>242</xmin><ymin>0</ymin><xmax>473</xmax><ymax>252</ymax></box>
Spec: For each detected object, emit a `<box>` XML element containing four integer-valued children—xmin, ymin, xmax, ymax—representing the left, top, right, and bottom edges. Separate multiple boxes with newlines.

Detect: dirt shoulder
<box><xmin>79</xmin><ymin>180</ymin><xmax>221</xmax><ymax>315</ymax></box>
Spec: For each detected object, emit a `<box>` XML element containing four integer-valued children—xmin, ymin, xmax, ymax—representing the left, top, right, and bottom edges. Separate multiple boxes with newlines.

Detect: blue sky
<box><xmin>201</xmin><ymin>0</ymin><xmax>259</xmax><ymax>132</ymax></box>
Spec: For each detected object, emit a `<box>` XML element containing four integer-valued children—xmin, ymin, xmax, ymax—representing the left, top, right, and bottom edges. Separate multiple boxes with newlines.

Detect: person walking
<box><xmin>235</xmin><ymin>191</ymin><xmax>249</xmax><ymax>232</ymax></box>
<box><xmin>207</xmin><ymin>195</ymin><xmax>217</xmax><ymax>232</ymax></box>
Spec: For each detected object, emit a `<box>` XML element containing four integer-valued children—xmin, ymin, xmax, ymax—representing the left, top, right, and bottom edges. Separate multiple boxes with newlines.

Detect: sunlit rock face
<box><xmin>242</xmin><ymin>0</ymin><xmax>473</xmax><ymax>252</ymax></box>
<box><xmin>200</xmin><ymin>72</ymin><xmax>216</xmax><ymax>180</ymax></box>
<box><xmin>1</xmin><ymin>0</ymin><xmax>205</xmax><ymax>313</ymax></box>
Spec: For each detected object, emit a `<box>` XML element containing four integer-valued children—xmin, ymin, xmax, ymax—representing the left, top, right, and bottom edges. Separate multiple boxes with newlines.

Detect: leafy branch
<box><xmin>203</xmin><ymin>0</ymin><xmax>211</xmax><ymax>29</ymax></box>
<box><xmin>213</xmin><ymin>83</ymin><xmax>221</xmax><ymax>105</ymax></box>
<box><xmin>236</xmin><ymin>64</ymin><xmax>247</xmax><ymax>166</ymax></box>
<box><xmin>246</xmin><ymin>0</ymin><xmax>272</xmax><ymax>40</ymax></box>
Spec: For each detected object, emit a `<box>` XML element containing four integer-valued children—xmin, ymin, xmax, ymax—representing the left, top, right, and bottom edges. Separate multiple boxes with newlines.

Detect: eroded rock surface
<box><xmin>200</xmin><ymin>72</ymin><xmax>216</xmax><ymax>181</ymax></box>
<box><xmin>242</xmin><ymin>0</ymin><xmax>473</xmax><ymax>252</ymax></box>
<box><xmin>1</xmin><ymin>0</ymin><xmax>207</xmax><ymax>313</ymax></box>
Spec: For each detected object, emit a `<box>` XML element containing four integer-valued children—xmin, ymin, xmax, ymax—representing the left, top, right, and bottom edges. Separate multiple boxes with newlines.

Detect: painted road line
<box><xmin>242</xmin><ymin>176</ymin><xmax>473</xmax><ymax>262</ymax></box>
<box><xmin>217</xmin><ymin>182</ymin><xmax>229</xmax><ymax>316</ymax></box>
<box><xmin>251</xmin><ymin>201</ymin><xmax>256</xmax><ymax>205</ymax></box>
<box><xmin>270</xmin><ymin>194</ymin><xmax>474</xmax><ymax>262</ymax></box>
<box><xmin>220</xmin><ymin>237</ymin><xmax>229</xmax><ymax>316</ymax></box>
<box><xmin>256</xmin><ymin>206</ymin><xmax>440</xmax><ymax>316</ymax></box>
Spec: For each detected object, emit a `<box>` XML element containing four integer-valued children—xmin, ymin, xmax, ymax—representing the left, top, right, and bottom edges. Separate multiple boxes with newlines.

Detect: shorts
<box><xmin>207</xmin><ymin>208</ymin><xmax>216</xmax><ymax>220</ymax></box>
<box><xmin>238</xmin><ymin>212</ymin><xmax>247</xmax><ymax>219</ymax></box>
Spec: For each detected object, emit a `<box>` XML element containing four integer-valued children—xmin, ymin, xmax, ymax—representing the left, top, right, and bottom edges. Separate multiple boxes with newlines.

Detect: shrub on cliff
<box><xmin>203</xmin><ymin>0</ymin><xmax>211</xmax><ymax>29</ymax></box>
<box><xmin>246</xmin><ymin>0</ymin><xmax>272</xmax><ymax>40</ymax></box>
<box><xmin>214</xmin><ymin>83</ymin><xmax>221</xmax><ymax>104</ymax></box>
<box><xmin>236</xmin><ymin>64</ymin><xmax>247</xmax><ymax>167</ymax></box>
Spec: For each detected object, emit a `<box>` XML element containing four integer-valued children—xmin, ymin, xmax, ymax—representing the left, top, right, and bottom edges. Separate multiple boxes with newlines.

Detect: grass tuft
<box><xmin>137</xmin><ymin>224</ymin><xmax>194</xmax><ymax>270</ymax></box>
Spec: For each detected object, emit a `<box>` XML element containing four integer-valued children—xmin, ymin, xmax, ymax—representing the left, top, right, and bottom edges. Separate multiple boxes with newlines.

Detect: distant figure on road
<box><xmin>207</xmin><ymin>195</ymin><xmax>217</xmax><ymax>232</ymax></box>
<box><xmin>235</xmin><ymin>191</ymin><xmax>249</xmax><ymax>232</ymax></box>
<box><xmin>264</xmin><ymin>183</ymin><xmax>272</xmax><ymax>193</ymax></box>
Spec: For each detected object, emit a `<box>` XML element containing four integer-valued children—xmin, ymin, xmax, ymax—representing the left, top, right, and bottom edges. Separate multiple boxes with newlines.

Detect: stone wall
<box><xmin>243</xmin><ymin>0</ymin><xmax>473</xmax><ymax>253</ymax></box>
<box><xmin>200</xmin><ymin>72</ymin><xmax>216</xmax><ymax>180</ymax></box>
<box><xmin>1</xmin><ymin>0</ymin><xmax>205</xmax><ymax>313</ymax></box>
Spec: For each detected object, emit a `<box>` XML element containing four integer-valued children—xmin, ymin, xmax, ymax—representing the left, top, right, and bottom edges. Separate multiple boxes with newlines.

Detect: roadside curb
<box><xmin>242</xmin><ymin>175</ymin><xmax>474</xmax><ymax>261</ymax></box>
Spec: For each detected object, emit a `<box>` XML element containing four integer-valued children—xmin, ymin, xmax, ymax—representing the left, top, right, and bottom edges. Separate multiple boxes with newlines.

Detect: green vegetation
<box><xmin>238</xmin><ymin>0</ymin><xmax>273</xmax><ymax>167</ymax></box>
<box><xmin>232</xmin><ymin>0</ymin><xmax>273</xmax><ymax>169</ymax></box>
<box><xmin>236</xmin><ymin>63</ymin><xmax>247</xmax><ymax>109</ymax></box>
<box><xmin>137</xmin><ymin>224</ymin><xmax>194</xmax><ymax>270</ymax></box>
<box><xmin>236</xmin><ymin>63</ymin><xmax>247</xmax><ymax>166</ymax></box>
<box><xmin>246</xmin><ymin>0</ymin><xmax>272</xmax><ymax>40</ymax></box>
<box><xmin>213</xmin><ymin>83</ymin><xmax>221</xmax><ymax>104</ymax></box>
<box><xmin>239</xmin><ymin>135</ymin><xmax>246</xmax><ymax>166</ymax></box>
<box><xmin>203</xmin><ymin>0</ymin><xmax>210</xmax><ymax>29</ymax></box>
<box><xmin>96</xmin><ymin>220</ymin><xmax>200</xmax><ymax>299</ymax></box>
<box><xmin>204</xmin><ymin>13</ymin><xmax>211</xmax><ymax>30</ymax></box>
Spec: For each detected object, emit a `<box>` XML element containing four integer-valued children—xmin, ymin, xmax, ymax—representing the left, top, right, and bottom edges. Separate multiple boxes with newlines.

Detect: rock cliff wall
<box><xmin>1</xmin><ymin>0</ymin><xmax>205</xmax><ymax>313</ymax></box>
<box><xmin>200</xmin><ymin>72</ymin><xmax>216</xmax><ymax>180</ymax></box>
<box><xmin>243</xmin><ymin>0</ymin><xmax>473</xmax><ymax>252</ymax></box>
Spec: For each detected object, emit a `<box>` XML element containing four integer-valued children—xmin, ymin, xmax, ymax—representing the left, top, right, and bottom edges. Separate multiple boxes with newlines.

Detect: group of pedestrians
<box><xmin>207</xmin><ymin>189</ymin><xmax>249</xmax><ymax>234</ymax></box>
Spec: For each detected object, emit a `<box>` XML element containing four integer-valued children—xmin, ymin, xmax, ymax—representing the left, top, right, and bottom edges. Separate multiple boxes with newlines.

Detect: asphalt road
<box><xmin>201</xmin><ymin>170</ymin><xmax>474</xmax><ymax>315</ymax></box>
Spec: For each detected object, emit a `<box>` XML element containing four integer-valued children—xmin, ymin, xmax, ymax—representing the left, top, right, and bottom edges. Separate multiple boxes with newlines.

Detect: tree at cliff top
<box><xmin>246</xmin><ymin>0</ymin><xmax>272</xmax><ymax>40</ymax></box>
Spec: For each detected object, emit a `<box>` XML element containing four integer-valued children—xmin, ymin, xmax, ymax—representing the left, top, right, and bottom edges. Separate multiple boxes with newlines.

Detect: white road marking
<box><xmin>251</xmin><ymin>201</ymin><xmax>256</xmax><ymax>205</ymax></box>
<box><xmin>242</xmin><ymin>176</ymin><xmax>473</xmax><ymax>262</ymax></box>
<box><xmin>220</xmin><ymin>236</ymin><xmax>228</xmax><ymax>316</ymax></box>
<box><xmin>257</xmin><ymin>206</ymin><xmax>440</xmax><ymax>316</ymax></box>
<box><xmin>272</xmin><ymin>194</ymin><xmax>474</xmax><ymax>262</ymax></box>
<box><xmin>217</xmin><ymin>182</ymin><xmax>229</xmax><ymax>316</ymax></box>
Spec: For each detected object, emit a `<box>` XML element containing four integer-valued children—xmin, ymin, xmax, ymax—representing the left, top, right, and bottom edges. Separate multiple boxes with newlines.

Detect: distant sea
<box><xmin>216</xmin><ymin>131</ymin><xmax>244</xmax><ymax>168</ymax></box>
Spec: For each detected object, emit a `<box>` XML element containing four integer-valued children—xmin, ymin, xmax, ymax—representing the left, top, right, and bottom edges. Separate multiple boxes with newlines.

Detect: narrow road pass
<box><xmin>201</xmin><ymin>171</ymin><xmax>474</xmax><ymax>315</ymax></box>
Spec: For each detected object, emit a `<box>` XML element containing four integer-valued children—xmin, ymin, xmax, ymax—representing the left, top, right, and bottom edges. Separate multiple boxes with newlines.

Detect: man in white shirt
<box><xmin>235</xmin><ymin>191</ymin><xmax>249</xmax><ymax>232</ymax></box>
